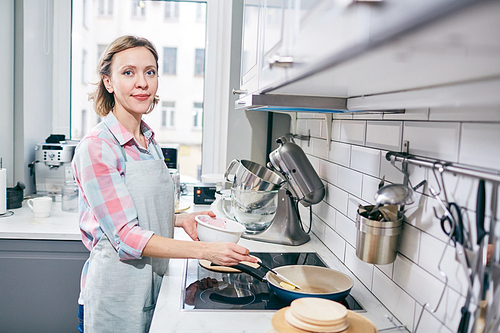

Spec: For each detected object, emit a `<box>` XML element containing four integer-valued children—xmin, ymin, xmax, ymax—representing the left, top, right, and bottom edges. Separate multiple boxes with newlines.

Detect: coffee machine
<box><xmin>32</xmin><ymin>135</ymin><xmax>78</xmax><ymax>197</ymax></box>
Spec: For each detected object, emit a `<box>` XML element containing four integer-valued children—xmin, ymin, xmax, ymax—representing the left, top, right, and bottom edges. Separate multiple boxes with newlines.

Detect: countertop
<box><xmin>149</xmin><ymin>205</ymin><xmax>402</xmax><ymax>333</ymax></box>
<box><xmin>0</xmin><ymin>199</ymin><xmax>81</xmax><ymax>240</ymax></box>
<box><xmin>0</xmin><ymin>198</ymin><xmax>402</xmax><ymax>332</ymax></box>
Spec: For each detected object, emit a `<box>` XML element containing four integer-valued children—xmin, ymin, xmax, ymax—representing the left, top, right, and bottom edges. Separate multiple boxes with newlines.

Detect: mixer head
<box><xmin>268</xmin><ymin>136</ymin><xmax>325</xmax><ymax>207</ymax></box>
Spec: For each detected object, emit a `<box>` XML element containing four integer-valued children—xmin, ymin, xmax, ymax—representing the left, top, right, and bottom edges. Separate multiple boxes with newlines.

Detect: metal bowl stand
<box><xmin>242</xmin><ymin>189</ymin><xmax>310</xmax><ymax>246</ymax></box>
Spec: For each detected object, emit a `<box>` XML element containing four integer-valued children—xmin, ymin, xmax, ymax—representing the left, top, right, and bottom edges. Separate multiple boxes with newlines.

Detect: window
<box><xmin>164</xmin><ymin>2</ymin><xmax>179</xmax><ymax>19</ymax></box>
<box><xmin>98</xmin><ymin>0</ymin><xmax>113</xmax><ymax>16</ymax></box>
<box><xmin>196</xmin><ymin>3</ymin><xmax>206</xmax><ymax>20</ymax></box>
<box><xmin>192</xmin><ymin>102</ymin><xmax>203</xmax><ymax>129</ymax></box>
<box><xmin>163</xmin><ymin>47</ymin><xmax>177</xmax><ymax>75</ymax></box>
<box><xmin>161</xmin><ymin>101</ymin><xmax>176</xmax><ymax>129</ymax></box>
<box><xmin>81</xmin><ymin>49</ymin><xmax>87</xmax><ymax>84</ymax></box>
<box><xmin>71</xmin><ymin>1</ymin><xmax>209</xmax><ymax>180</ymax></box>
<box><xmin>131</xmin><ymin>0</ymin><xmax>146</xmax><ymax>18</ymax></box>
<box><xmin>81</xmin><ymin>109</ymin><xmax>87</xmax><ymax>138</ymax></box>
<box><xmin>194</xmin><ymin>48</ymin><xmax>204</xmax><ymax>76</ymax></box>
<box><xmin>82</xmin><ymin>0</ymin><xmax>88</xmax><ymax>28</ymax></box>
<box><xmin>97</xmin><ymin>44</ymin><xmax>107</xmax><ymax>62</ymax></box>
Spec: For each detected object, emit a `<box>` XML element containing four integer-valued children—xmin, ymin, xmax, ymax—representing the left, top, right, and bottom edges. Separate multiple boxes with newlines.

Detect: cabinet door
<box><xmin>240</xmin><ymin>0</ymin><xmax>262</xmax><ymax>95</ymax></box>
<box><xmin>259</xmin><ymin>0</ymin><xmax>287</xmax><ymax>90</ymax></box>
<box><xmin>286</xmin><ymin>0</ymin><xmax>371</xmax><ymax>79</ymax></box>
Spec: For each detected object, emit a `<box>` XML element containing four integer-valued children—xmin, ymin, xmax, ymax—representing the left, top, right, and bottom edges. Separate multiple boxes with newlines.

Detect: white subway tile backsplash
<box><xmin>404</xmin><ymin>194</ymin><xmax>448</xmax><ymax>242</ymax></box>
<box><xmin>372</xmin><ymin>268</ymin><xmax>416</xmax><ymax>329</ymax></box>
<box><xmin>399</xmin><ymin>223</ymin><xmax>420</xmax><ymax>263</ymax></box>
<box><xmin>419</xmin><ymin>232</ymin><xmax>470</xmax><ymax>296</ymax></box>
<box><xmin>403</xmin><ymin>122</ymin><xmax>461</xmax><ymax>162</ymax></box>
<box><xmin>314</xmin><ymin>201</ymin><xmax>336</xmax><ymax>229</ymax></box>
<box><xmin>308</xmin><ymin>119</ymin><xmax>323</xmax><ymax>138</ymax></box>
<box><xmin>366</xmin><ymin>121</ymin><xmax>402</xmax><ymax>151</ymax></box>
<box><xmin>311</xmin><ymin>214</ymin><xmax>326</xmax><ymax>242</ymax></box>
<box><xmin>413</xmin><ymin>304</ymin><xmax>455</xmax><ymax>333</ymax></box>
<box><xmin>324</xmin><ymin>225</ymin><xmax>346</xmax><ymax>262</ymax></box>
<box><xmin>351</xmin><ymin>145</ymin><xmax>381</xmax><ymax>177</ymax></box>
<box><xmin>337</xmin><ymin>166</ymin><xmax>363</xmax><ymax>198</ymax></box>
<box><xmin>332</xmin><ymin>113</ymin><xmax>353</xmax><ymax>120</ymax></box>
<box><xmin>319</xmin><ymin>159</ymin><xmax>338</xmax><ymax>184</ymax></box>
<box><xmin>311</xmin><ymin>138</ymin><xmax>329</xmax><ymax>159</ymax></box>
<box><xmin>393</xmin><ymin>256</ymin><xmax>446</xmax><ymax>308</ymax></box>
<box><xmin>340</xmin><ymin>120</ymin><xmax>366</xmax><ymax>145</ymax></box>
<box><xmin>413</xmin><ymin>286</ymin><xmax>463</xmax><ymax>333</ymax></box>
<box><xmin>345</xmin><ymin>244</ymin><xmax>374</xmax><ymax>289</ymax></box>
<box><xmin>460</xmin><ymin>122</ymin><xmax>500</xmax><ymax>170</ymax></box>
<box><xmin>296</xmin><ymin>112</ymin><xmax>310</xmax><ymax>119</ymax></box>
<box><xmin>336</xmin><ymin>212</ymin><xmax>357</xmax><ymax>246</ymax></box>
<box><xmin>307</xmin><ymin>155</ymin><xmax>319</xmax><ymax>174</ymax></box>
<box><xmin>361</xmin><ymin>175</ymin><xmax>381</xmax><ymax>204</ymax></box>
<box><xmin>329</xmin><ymin>141</ymin><xmax>351</xmax><ymax>167</ymax></box>
<box><xmin>296</xmin><ymin>105</ymin><xmax>500</xmax><ymax>333</ymax></box>
<box><xmin>296</xmin><ymin>119</ymin><xmax>308</xmax><ymax>136</ymax></box>
<box><xmin>325</xmin><ymin>183</ymin><xmax>349</xmax><ymax>215</ymax></box>
<box><xmin>380</xmin><ymin>150</ymin><xmax>405</xmax><ymax>184</ymax></box>
<box><xmin>347</xmin><ymin>195</ymin><xmax>367</xmax><ymax>221</ymax></box>
<box><xmin>375</xmin><ymin>262</ymin><xmax>394</xmax><ymax>279</ymax></box>
<box><xmin>331</xmin><ymin>120</ymin><xmax>341</xmax><ymax>141</ymax></box>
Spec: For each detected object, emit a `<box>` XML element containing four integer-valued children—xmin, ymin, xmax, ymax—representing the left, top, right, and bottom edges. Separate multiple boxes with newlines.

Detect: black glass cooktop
<box><xmin>182</xmin><ymin>252</ymin><xmax>364</xmax><ymax>312</ymax></box>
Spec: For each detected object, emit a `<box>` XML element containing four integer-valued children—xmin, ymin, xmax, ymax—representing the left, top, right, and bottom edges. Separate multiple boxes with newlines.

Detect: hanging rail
<box><xmin>386</xmin><ymin>152</ymin><xmax>500</xmax><ymax>183</ymax></box>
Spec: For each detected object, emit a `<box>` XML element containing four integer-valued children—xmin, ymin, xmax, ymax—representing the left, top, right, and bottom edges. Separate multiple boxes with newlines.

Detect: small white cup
<box><xmin>27</xmin><ymin>197</ymin><xmax>53</xmax><ymax>218</ymax></box>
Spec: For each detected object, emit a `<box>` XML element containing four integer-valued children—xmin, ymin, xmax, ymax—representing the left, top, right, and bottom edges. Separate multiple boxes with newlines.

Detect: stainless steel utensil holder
<box><xmin>356</xmin><ymin>210</ymin><xmax>403</xmax><ymax>265</ymax></box>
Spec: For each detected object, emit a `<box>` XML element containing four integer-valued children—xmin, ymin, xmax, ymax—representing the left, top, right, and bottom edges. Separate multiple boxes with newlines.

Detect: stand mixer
<box><xmin>223</xmin><ymin>136</ymin><xmax>325</xmax><ymax>246</ymax></box>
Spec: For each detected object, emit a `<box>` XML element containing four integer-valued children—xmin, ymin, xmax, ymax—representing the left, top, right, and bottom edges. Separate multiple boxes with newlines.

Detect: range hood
<box><xmin>235</xmin><ymin>94</ymin><xmax>348</xmax><ymax>113</ymax></box>
<box><xmin>235</xmin><ymin>93</ymin><xmax>405</xmax><ymax>114</ymax></box>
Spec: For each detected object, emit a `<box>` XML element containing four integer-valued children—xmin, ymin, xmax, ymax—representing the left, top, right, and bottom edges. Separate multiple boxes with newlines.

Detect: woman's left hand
<box><xmin>175</xmin><ymin>210</ymin><xmax>216</xmax><ymax>241</ymax></box>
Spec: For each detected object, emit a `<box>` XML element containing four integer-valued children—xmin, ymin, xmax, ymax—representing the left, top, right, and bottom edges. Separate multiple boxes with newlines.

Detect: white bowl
<box><xmin>195</xmin><ymin>215</ymin><xmax>246</xmax><ymax>243</ymax></box>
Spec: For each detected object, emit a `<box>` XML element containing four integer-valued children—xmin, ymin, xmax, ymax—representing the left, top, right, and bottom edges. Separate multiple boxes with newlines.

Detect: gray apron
<box><xmin>83</xmin><ymin>138</ymin><xmax>174</xmax><ymax>333</ymax></box>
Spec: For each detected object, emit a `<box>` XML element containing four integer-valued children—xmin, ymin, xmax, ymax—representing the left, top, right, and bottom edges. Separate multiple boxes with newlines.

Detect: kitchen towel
<box><xmin>0</xmin><ymin>168</ymin><xmax>6</xmax><ymax>214</ymax></box>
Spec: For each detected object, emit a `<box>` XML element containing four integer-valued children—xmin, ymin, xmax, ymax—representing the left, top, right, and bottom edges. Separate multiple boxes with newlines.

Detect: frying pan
<box><xmin>232</xmin><ymin>263</ymin><xmax>354</xmax><ymax>303</ymax></box>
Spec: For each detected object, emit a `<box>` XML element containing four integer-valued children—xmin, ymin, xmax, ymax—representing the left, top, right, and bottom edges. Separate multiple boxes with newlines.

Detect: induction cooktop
<box><xmin>181</xmin><ymin>252</ymin><xmax>364</xmax><ymax>312</ymax></box>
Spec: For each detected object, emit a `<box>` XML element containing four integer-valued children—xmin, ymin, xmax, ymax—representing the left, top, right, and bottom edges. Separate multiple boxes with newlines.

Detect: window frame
<box><xmin>52</xmin><ymin>0</ymin><xmax>231</xmax><ymax>175</ymax></box>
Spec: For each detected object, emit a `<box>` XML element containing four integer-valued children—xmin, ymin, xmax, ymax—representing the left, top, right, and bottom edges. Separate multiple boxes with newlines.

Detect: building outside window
<box><xmin>163</xmin><ymin>47</ymin><xmax>177</xmax><ymax>75</ymax></box>
<box><xmin>195</xmin><ymin>3</ymin><xmax>205</xmax><ymax>20</ymax></box>
<box><xmin>131</xmin><ymin>0</ymin><xmax>146</xmax><ymax>18</ymax></box>
<box><xmin>192</xmin><ymin>102</ymin><xmax>203</xmax><ymax>130</ymax></box>
<box><xmin>164</xmin><ymin>2</ymin><xmax>179</xmax><ymax>19</ymax></box>
<box><xmin>81</xmin><ymin>49</ymin><xmax>87</xmax><ymax>84</ymax></box>
<box><xmin>98</xmin><ymin>0</ymin><xmax>113</xmax><ymax>16</ymax></box>
<box><xmin>161</xmin><ymin>101</ymin><xmax>176</xmax><ymax>129</ymax></box>
<box><xmin>71</xmin><ymin>0</ymin><xmax>207</xmax><ymax>180</ymax></box>
<box><xmin>194</xmin><ymin>48</ymin><xmax>204</xmax><ymax>76</ymax></box>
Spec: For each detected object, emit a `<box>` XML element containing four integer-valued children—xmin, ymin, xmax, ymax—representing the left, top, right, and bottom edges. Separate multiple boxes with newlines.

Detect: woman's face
<box><xmin>103</xmin><ymin>46</ymin><xmax>158</xmax><ymax>118</ymax></box>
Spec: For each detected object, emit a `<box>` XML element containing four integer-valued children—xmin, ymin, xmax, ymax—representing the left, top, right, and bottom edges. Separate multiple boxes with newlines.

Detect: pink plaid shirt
<box><xmin>72</xmin><ymin>112</ymin><xmax>163</xmax><ymax>293</ymax></box>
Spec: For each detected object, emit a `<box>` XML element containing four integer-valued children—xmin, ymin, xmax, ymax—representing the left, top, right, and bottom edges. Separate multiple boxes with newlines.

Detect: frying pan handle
<box><xmin>231</xmin><ymin>263</ymin><xmax>267</xmax><ymax>282</ymax></box>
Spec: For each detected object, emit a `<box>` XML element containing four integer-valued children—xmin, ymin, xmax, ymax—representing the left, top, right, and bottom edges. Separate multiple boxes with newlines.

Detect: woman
<box><xmin>72</xmin><ymin>35</ymin><xmax>257</xmax><ymax>332</ymax></box>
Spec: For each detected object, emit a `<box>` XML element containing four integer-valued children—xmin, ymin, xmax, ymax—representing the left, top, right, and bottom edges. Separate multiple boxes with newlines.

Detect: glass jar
<box><xmin>61</xmin><ymin>181</ymin><xmax>79</xmax><ymax>212</ymax></box>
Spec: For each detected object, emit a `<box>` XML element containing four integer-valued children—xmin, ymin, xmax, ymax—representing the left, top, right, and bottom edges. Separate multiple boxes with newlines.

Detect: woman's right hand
<box><xmin>203</xmin><ymin>242</ymin><xmax>258</xmax><ymax>266</ymax></box>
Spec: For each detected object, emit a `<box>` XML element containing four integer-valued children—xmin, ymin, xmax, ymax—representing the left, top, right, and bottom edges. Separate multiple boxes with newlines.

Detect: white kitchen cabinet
<box><xmin>239</xmin><ymin>0</ymin><xmax>263</xmax><ymax>96</ymax></box>
<box><xmin>236</xmin><ymin>0</ymin><xmax>500</xmax><ymax>110</ymax></box>
<box><xmin>258</xmin><ymin>0</ymin><xmax>288</xmax><ymax>91</ymax></box>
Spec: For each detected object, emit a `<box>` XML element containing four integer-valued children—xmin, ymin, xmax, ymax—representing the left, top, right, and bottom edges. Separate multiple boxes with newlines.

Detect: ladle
<box><xmin>368</xmin><ymin>180</ymin><xmax>426</xmax><ymax>220</ymax></box>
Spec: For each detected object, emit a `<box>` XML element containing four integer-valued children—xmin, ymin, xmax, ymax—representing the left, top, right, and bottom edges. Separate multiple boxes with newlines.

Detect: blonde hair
<box><xmin>89</xmin><ymin>35</ymin><xmax>160</xmax><ymax>117</ymax></box>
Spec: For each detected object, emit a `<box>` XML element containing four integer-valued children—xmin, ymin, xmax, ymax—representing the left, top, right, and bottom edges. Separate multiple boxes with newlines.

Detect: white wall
<box><xmin>294</xmin><ymin>104</ymin><xmax>500</xmax><ymax>332</ymax></box>
<box><xmin>0</xmin><ymin>0</ymin><xmax>15</xmax><ymax>186</ymax></box>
